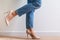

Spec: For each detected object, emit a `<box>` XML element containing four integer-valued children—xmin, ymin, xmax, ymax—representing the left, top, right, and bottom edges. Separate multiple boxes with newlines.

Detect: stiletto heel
<box><xmin>27</xmin><ymin>33</ymin><xmax>29</xmax><ymax>39</ymax></box>
<box><xmin>26</xmin><ymin>30</ymin><xmax>29</xmax><ymax>39</ymax></box>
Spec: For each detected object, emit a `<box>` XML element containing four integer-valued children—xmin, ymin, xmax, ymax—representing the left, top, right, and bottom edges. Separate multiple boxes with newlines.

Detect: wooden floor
<box><xmin>0</xmin><ymin>36</ymin><xmax>60</xmax><ymax>40</ymax></box>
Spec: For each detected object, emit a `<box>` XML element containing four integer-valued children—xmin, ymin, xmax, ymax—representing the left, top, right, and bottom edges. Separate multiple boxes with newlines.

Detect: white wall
<box><xmin>37</xmin><ymin>0</ymin><xmax>60</xmax><ymax>32</ymax></box>
<box><xmin>0</xmin><ymin>0</ymin><xmax>60</xmax><ymax>36</ymax></box>
<box><xmin>0</xmin><ymin>0</ymin><xmax>27</xmax><ymax>33</ymax></box>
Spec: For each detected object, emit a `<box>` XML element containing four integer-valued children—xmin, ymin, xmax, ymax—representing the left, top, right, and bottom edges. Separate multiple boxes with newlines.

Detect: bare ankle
<box><xmin>12</xmin><ymin>11</ymin><xmax>17</xmax><ymax>16</ymax></box>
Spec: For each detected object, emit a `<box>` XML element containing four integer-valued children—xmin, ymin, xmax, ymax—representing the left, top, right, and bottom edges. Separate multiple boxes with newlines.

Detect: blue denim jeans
<box><xmin>16</xmin><ymin>0</ymin><xmax>41</xmax><ymax>29</ymax></box>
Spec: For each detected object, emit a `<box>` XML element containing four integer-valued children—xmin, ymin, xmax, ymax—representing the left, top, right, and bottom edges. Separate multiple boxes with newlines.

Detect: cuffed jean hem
<box><xmin>26</xmin><ymin>26</ymin><xmax>33</xmax><ymax>29</ymax></box>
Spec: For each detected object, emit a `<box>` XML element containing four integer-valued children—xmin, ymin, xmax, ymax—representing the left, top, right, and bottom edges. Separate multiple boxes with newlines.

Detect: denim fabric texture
<box><xmin>16</xmin><ymin>0</ymin><xmax>41</xmax><ymax>29</ymax></box>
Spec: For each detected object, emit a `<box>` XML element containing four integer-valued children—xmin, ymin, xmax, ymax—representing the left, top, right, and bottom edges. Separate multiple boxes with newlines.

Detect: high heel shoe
<box><xmin>5</xmin><ymin>10</ymin><xmax>13</xmax><ymax>26</ymax></box>
<box><xmin>26</xmin><ymin>29</ymin><xmax>40</xmax><ymax>39</ymax></box>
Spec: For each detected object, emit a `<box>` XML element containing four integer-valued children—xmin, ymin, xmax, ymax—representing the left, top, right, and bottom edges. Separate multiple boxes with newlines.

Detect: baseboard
<box><xmin>0</xmin><ymin>31</ymin><xmax>60</xmax><ymax>37</ymax></box>
<box><xmin>38</xmin><ymin>31</ymin><xmax>60</xmax><ymax>36</ymax></box>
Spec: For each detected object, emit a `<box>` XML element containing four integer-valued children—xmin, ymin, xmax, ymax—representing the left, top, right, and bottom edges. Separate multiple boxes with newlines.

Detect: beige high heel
<box><xmin>5</xmin><ymin>10</ymin><xmax>13</xmax><ymax>26</ymax></box>
<box><xmin>26</xmin><ymin>29</ymin><xmax>40</xmax><ymax>39</ymax></box>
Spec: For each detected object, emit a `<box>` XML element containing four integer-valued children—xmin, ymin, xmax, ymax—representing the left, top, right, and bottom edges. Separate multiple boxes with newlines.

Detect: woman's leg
<box><xmin>26</xmin><ymin>10</ymin><xmax>34</xmax><ymax>29</ymax></box>
<box><xmin>6</xmin><ymin>3</ymin><xmax>35</xmax><ymax>25</ymax></box>
<box><xmin>25</xmin><ymin>0</ymin><xmax>41</xmax><ymax>39</ymax></box>
<box><xmin>26</xmin><ymin>10</ymin><xmax>40</xmax><ymax>39</ymax></box>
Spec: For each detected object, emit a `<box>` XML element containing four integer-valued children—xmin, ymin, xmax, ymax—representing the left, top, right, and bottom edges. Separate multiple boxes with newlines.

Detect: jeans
<box><xmin>16</xmin><ymin>0</ymin><xmax>41</xmax><ymax>29</ymax></box>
